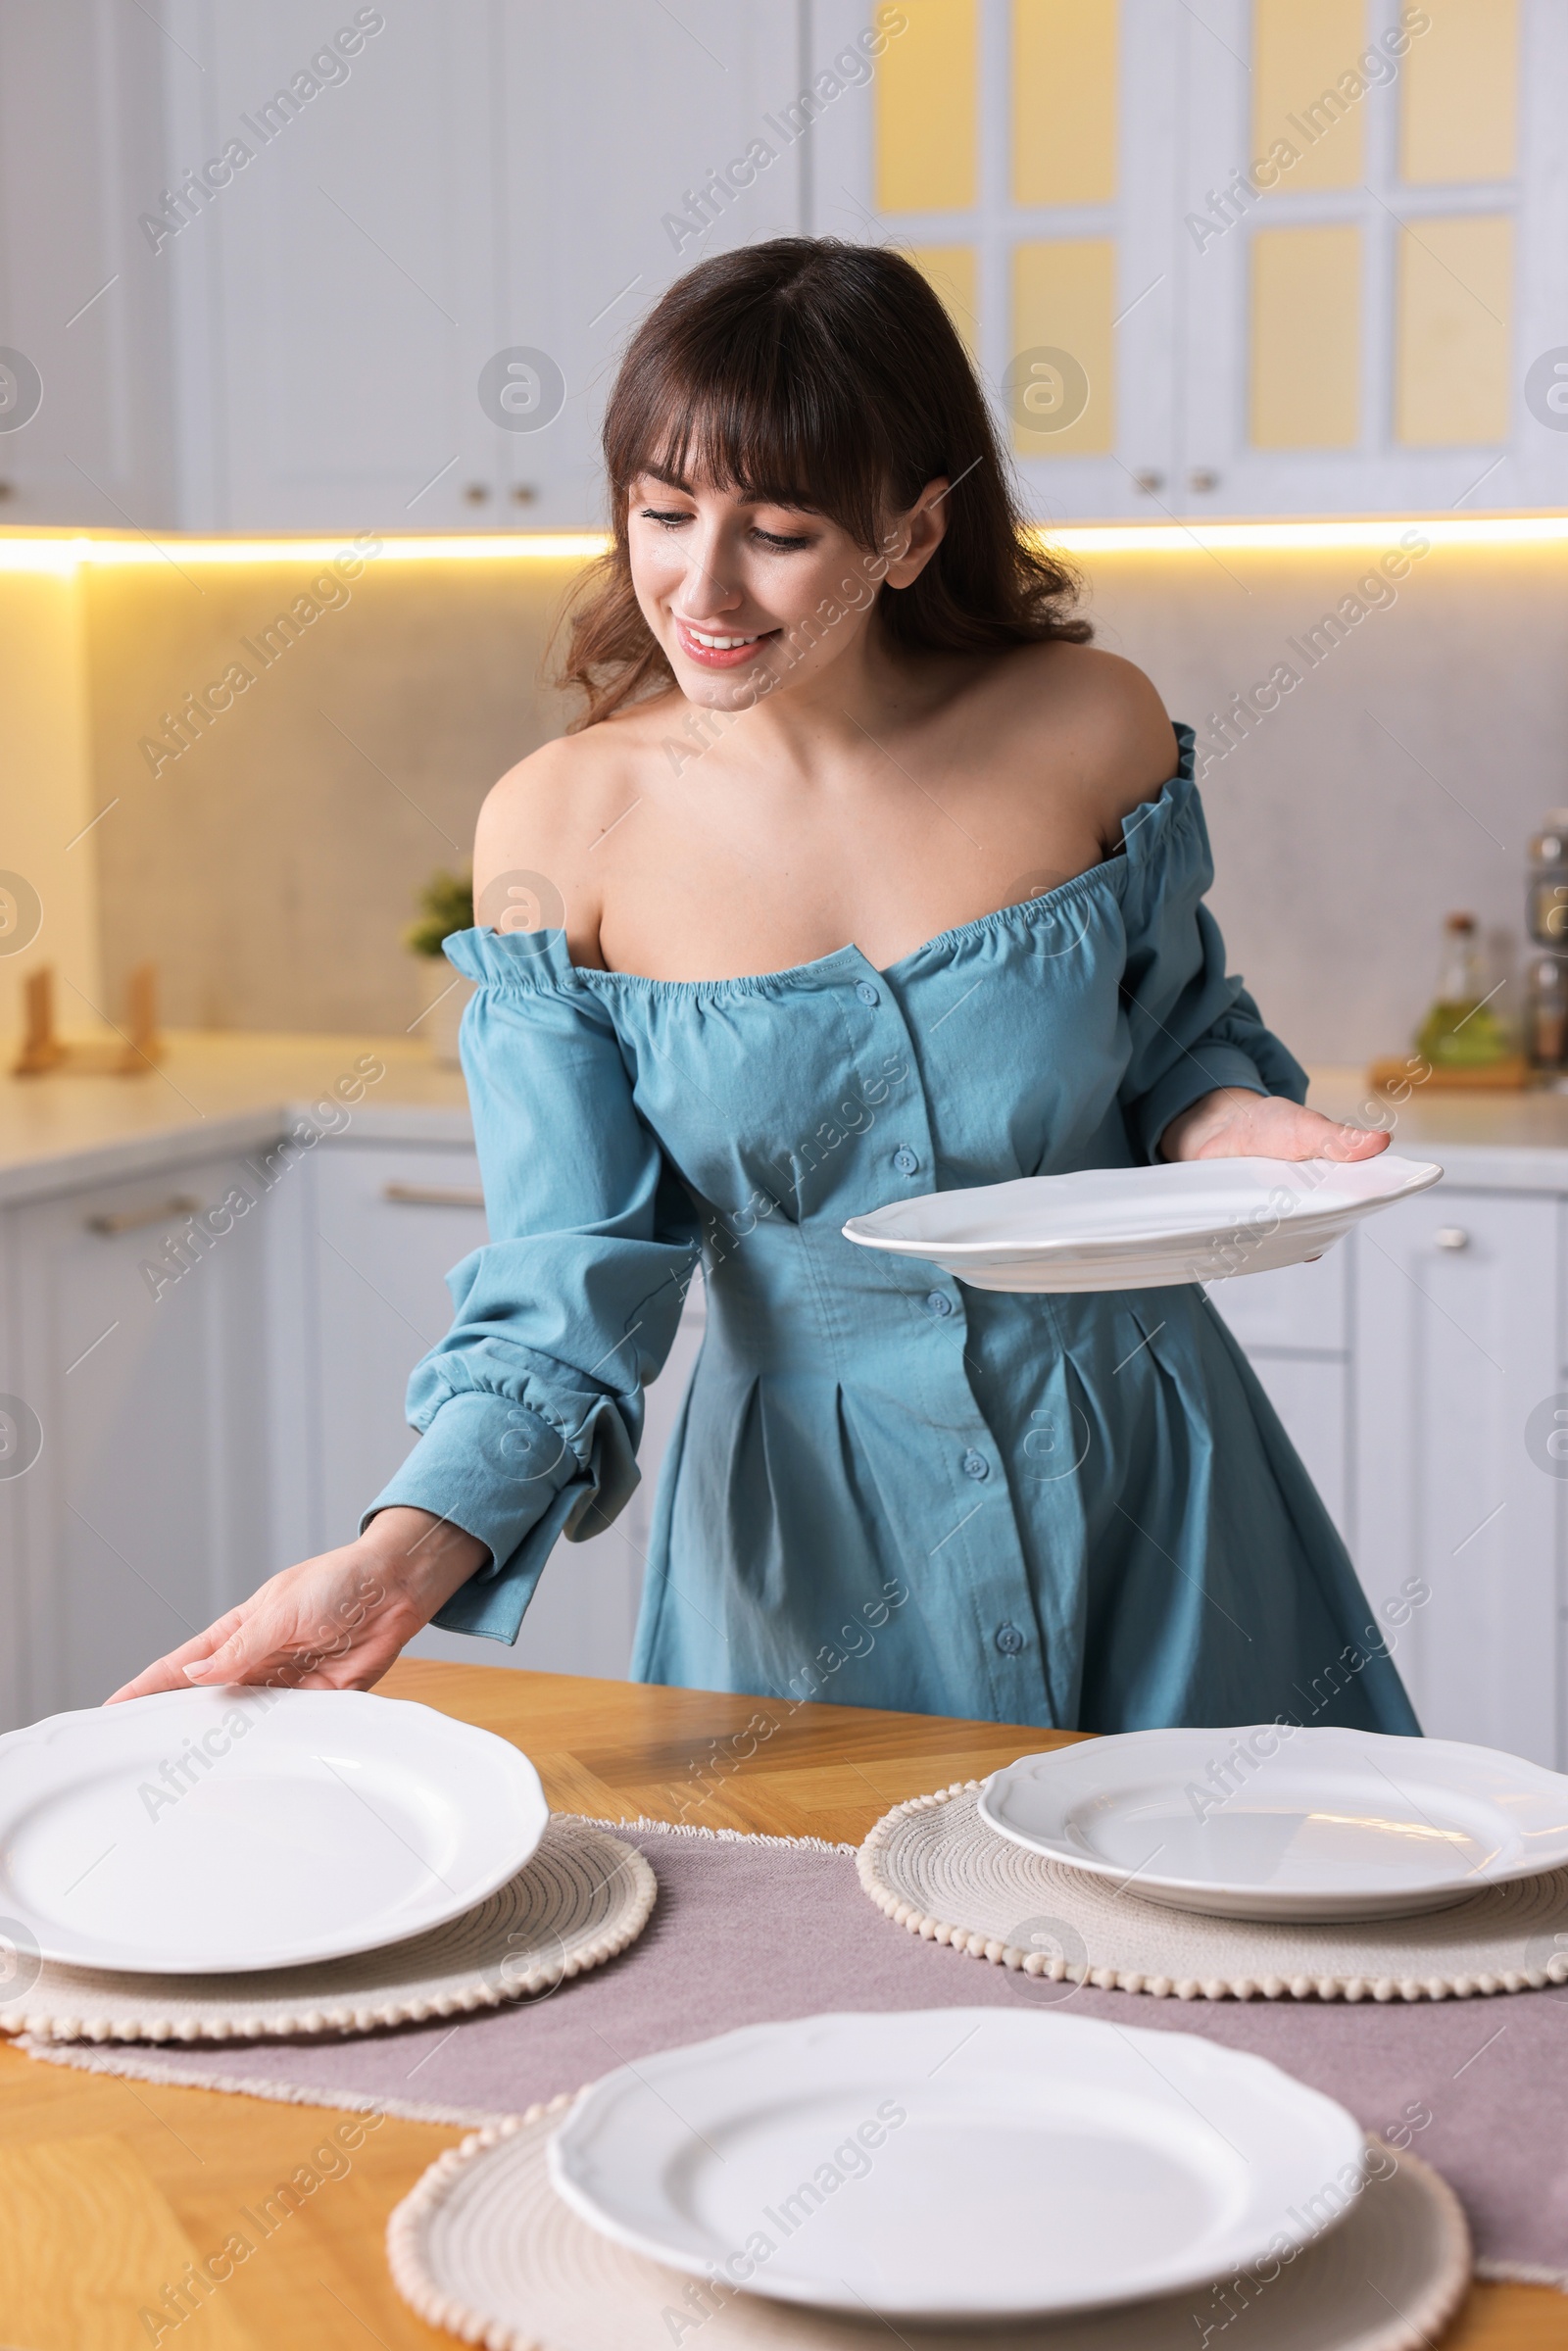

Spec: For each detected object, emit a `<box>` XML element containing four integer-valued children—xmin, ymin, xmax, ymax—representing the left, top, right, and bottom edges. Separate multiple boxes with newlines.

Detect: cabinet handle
<box><xmin>1433</xmin><ymin>1225</ymin><xmax>1471</xmax><ymax>1251</ymax></box>
<box><xmin>85</xmin><ymin>1193</ymin><xmax>201</xmax><ymax>1236</ymax></box>
<box><xmin>381</xmin><ymin>1181</ymin><xmax>485</xmax><ymax>1209</ymax></box>
<box><xmin>1188</xmin><ymin>467</ymin><xmax>1221</xmax><ymax>493</ymax></box>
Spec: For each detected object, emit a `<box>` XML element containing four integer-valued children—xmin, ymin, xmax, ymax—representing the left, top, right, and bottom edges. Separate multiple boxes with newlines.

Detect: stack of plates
<box><xmin>978</xmin><ymin>1726</ymin><xmax>1568</xmax><ymax>1923</ymax></box>
<box><xmin>0</xmin><ymin>1687</ymin><xmax>550</xmax><ymax>1975</ymax></box>
<box><xmin>547</xmin><ymin>2006</ymin><xmax>1370</xmax><ymax>2324</ymax></box>
<box><xmin>843</xmin><ymin>1153</ymin><xmax>1443</xmax><ymax>1293</ymax></box>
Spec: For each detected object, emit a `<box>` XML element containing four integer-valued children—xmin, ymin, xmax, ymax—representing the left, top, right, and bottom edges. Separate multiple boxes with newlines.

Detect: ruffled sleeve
<box><xmin>362</xmin><ymin>929</ymin><xmax>700</xmax><ymax>1641</ymax></box>
<box><xmin>1116</xmin><ymin>725</ymin><xmax>1307</xmax><ymax>1161</ymax></box>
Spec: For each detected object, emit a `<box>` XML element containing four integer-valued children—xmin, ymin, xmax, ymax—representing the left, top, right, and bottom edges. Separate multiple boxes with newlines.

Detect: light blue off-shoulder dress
<box><xmin>368</xmin><ymin>727</ymin><xmax>1418</xmax><ymax>1735</ymax></box>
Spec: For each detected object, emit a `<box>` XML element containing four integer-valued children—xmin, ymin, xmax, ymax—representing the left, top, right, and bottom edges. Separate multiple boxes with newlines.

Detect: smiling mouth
<box><xmin>672</xmin><ymin>616</ymin><xmax>781</xmax><ymax>667</ymax></box>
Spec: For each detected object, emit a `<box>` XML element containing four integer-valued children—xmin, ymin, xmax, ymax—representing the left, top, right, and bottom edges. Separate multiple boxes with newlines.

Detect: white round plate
<box><xmin>0</xmin><ymin>1688</ymin><xmax>549</xmax><ymax>1973</ymax></box>
<box><xmin>980</xmin><ymin>1727</ymin><xmax>1568</xmax><ymax>1922</ymax></box>
<box><xmin>547</xmin><ymin>2007</ymin><xmax>1365</xmax><ymax>2322</ymax></box>
<box><xmin>842</xmin><ymin>1154</ymin><xmax>1443</xmax><ymax>1293</ymax></box>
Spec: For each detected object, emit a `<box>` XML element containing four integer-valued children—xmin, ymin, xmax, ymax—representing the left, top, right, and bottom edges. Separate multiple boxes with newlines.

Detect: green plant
<box><xmin>404</xmin><ymin>866</ymin><xmax>473</xmax><ymax>957</ymax></box>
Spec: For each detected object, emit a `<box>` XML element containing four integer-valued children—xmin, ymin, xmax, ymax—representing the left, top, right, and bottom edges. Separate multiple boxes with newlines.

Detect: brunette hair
<box><xmin>556</xmin><ymin>237</ymin><xmax>1090</xmax><ymax>729</ymax></box>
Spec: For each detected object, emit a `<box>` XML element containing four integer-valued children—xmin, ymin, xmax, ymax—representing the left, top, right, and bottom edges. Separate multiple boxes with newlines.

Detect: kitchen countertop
<box><xmin>0</xmin><ymin>1030</ymin><xmax>472</xmax><ymax>1207</ymax></box>
<box><xmin>8</xmin><ymin>1034</ymin><xmax>1568</xmax><ymax>1205</ymax></box>
<box><xmin>0</xmin><ymin>1662</ymin><xmax>1552</xmax><ymax>2350</ymax></box>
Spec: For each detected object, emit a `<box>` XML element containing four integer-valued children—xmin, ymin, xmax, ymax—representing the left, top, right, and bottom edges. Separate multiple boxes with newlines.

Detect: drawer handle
<box><xmin>1433</xmin><ymin>1226</ymin><xmax>1471</xmax><ymax>1251</ymax></box>
<box><xmin>85</xmin><ymin>1193</ymin><xmax>201</xmax><ymax>1236</ymax></box>
<box><xmin>382</xmin><ymin>1182</ymin><xmax>485</xmax><ymax>1209</ymax></box>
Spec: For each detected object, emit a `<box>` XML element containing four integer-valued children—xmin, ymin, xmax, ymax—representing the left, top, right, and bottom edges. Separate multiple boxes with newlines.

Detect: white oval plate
<box><xmin>548</xmin><ymin>2007</ymin><xmax>1365</xmax><ymax>2321</ymax></box>
<box><xmin>980</xmin><ymin>1727</ymin><xmax>1568</xmax><ymax>1921</ymax></box>
<box><xmin>0</xmin><ymin>1688</ymin><xmax>549</xmax><ymax>1973</ymax></box>
<box><xmin>843</xmin><ymin>1154</ymin><xmax>1443</xmax><ymax>1294</ymax></box>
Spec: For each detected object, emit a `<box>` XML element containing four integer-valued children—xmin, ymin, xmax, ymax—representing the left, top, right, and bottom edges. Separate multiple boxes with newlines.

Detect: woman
<box><xmin>118</xmin><ymin>239</ymin><xmax>1417</xmax><ymax>1735</ymax></box>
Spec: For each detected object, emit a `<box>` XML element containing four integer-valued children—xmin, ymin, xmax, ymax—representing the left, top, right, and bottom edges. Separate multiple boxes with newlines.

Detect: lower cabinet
<box><xmin>1351</xmin><ymin>1189</ymin><xmax>1561</xmax><ymax>1768</ymax></box>
<box><xmin>0</xmin><ymin>1152</ymin><xmax>274</xmax><ymax>1726</ymax></box>
<box><xmin>1243</xmin><ymin>1352</ymin><xmax>1351</xmax><ymax>1543</ymax></box>
<box><xmin>1207</xmin><ymin>1246</ymin><xmax>1353</xmax><ymax>1544</ymax></box>
<box><xmin>1212</xmin><ymin>1194</ymin><xmax>1564</xmax><ymax>1769</ymax></box>
<box><xmin>295</xmin><ymin>1140</ymin><xmax>660</xmax><ymax>1682</ymax></box>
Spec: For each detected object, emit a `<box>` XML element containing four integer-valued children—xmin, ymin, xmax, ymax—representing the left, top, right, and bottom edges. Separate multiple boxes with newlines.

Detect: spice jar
<box><xmin>1528</xmin><ymin>810</ymin><xmax>1568</xmax><ymax>945</ymax></box>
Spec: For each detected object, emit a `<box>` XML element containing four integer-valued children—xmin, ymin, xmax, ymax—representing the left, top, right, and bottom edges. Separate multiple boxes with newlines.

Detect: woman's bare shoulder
<box><xmin>477</xmin><ymin>720</ymin><xmax>628</xmax><ymax>850</ymax></box>
<box><xmin>983</xmin><ymin>640</ymin><xmax>1179</xmax><ymax>843</ymax></box>
<box><xmin>472</xmin><ymin>705</ymin><xmax>667</xmax><ymax>956</ymax></box>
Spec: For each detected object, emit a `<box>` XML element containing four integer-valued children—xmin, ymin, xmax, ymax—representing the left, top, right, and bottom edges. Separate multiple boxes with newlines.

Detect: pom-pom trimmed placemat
<box><xmin>0</xmin><ymin>1814</ymin><xmax>654</xmax><ymax>2043</ymax></box>
<box><xmin>385</xmin><ymin>2105</ymin><xmax>1471</xmax><ymax>2351</ymax></box>
<box><xmin>858</xmin><ymin>1783</ymin><xmax>1568</xmax><ymax>2002</ymax></box>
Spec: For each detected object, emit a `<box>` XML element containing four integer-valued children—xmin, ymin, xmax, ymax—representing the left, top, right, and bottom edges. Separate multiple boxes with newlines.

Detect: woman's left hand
<box><xmin>1159</xmin><ymin>1086</ymin><xmax>1389</xmax><ymax>1164</ymax></box>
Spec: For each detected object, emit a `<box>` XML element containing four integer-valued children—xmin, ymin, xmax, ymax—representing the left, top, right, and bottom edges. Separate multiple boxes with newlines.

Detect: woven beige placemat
<box><xmin>0</xmin><ymin>1815</ymin><xmax>655</xmax><ymax>2043</ymax></box>
<box><xmin>386</xmin><ymin>2103</ymin><xmax>1470</xmax><ymax>2351</ymax></box>
<box><xmin>858</xmin><ymin>1783</ymin><xmax>1568</xmax><ymax>2002</ymax></box>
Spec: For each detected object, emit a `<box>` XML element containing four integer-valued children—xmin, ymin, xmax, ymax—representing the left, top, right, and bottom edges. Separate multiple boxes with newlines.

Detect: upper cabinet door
<box><xmin>1181</xmin><ymin>0</ymin><xmax>1568</xmax><ymax>516</ymax></box>
<box><xmin>816</xmin><ymin>0</ymin><xmax>1568</xmax><ymax>521</ymax></box>
<box><xmin>0</xmin><ymin>0</ymin><xmax>176</xmax><ymax>526</ymax></box>
<box><xmin>164</xmin><ymin>0</ymin><xmax>500</xmax><ymax>531</ymax></box>
<box><xmin>492</xmin><ymin>1</ymin><xmax>807</xmax><ymax>529</ymax></box>
<box><xmin>167</xmin><ymin>0</ymin><xmax>806</xmax><ymax>531</ymax></box>
<box><xmin>813</xmin><ymin>0</ymin><xmax>1181</xmax><ymax>521</ymax></box>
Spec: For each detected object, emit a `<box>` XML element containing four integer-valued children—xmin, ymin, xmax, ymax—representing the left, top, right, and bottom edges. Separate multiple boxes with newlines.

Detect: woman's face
<box><xmin>625</xmin><ymin>469</ymin><xmax>947</xmax><ymax>712</ymax></box>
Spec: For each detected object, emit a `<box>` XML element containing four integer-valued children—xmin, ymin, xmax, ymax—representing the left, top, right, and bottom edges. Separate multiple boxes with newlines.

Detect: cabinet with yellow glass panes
<box><xmin>812</xmin><ymin>0</ymin><xmax>1568</xmax><ymax>516</ymax></box>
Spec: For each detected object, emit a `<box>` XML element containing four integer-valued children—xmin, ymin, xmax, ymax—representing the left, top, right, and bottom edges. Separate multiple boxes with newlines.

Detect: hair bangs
<box><xmin>612</xmin><ymin>324</ymin><xmax>891</xmax><ymax>553</ymax></box>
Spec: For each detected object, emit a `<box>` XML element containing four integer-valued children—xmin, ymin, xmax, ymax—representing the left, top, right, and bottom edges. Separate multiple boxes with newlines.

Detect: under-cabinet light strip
<box><xmin>0</xmin><ymin>515</ymin><xmax>1566</xmax><ymax>573</ymax></box>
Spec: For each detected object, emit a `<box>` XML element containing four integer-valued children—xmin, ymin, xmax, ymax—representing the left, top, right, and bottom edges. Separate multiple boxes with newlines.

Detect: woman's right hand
<box><xmin>105</xmin><ymin>1507</ymin><xmax>490</xmax><ymax>1703</ymax></box>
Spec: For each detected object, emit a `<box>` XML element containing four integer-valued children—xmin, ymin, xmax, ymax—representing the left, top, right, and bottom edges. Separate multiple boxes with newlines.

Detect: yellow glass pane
<box><xmin>1011</xmin><ymin>240</ymin><xmax>1114</xmax><ymax>457</ymax></box>
<box><xmin>1400</xmin><ymin>0</ymin><xmax>1518</xmax><ymax>183</ymax></box>
<box><xmin>875</xmin><ymin>0</ymin><xmax>977</xmax><ymax>213</ymax></box>
<box><xmin>1251</xmin><ymin>0</ymin><xmax>1365</xmax><ymax>194</ymax></box>
<box><xmin>908</xmin><ymin>245</ymin><xmax>979</xmax><ymax>359</ymax></box>
<box><xmin>1396</xmin><ymin>214</ymin><xmax>1512</xmax><ymax>445</ymax></box>
<box><xmin>1250</xmin><ymin>224</ymin><xmax>1361</xmax><ymax>449</ymax></box>
<box><xmin>1012</xmin><ymin>0</ymin><xmax>1117</xmax><ymax>208</ymax></box>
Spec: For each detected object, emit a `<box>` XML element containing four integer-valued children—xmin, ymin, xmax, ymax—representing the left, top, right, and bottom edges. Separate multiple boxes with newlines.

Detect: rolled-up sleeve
<box><xmin>363</xmin><ymin>927</ymin><xmax>700</xmax><ymax>1641</ymax></box>
<box><xmin>1116</xmin><ymin>727</ymin><xmax>1307</xmax><ymax>1162</ymax></box>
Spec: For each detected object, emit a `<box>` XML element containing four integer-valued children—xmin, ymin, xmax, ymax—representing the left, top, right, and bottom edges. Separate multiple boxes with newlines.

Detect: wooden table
<box><xmin>0</xmin><ymin>1664</ymin><xmax>1559</xmax><ymax>2349</ymax></box>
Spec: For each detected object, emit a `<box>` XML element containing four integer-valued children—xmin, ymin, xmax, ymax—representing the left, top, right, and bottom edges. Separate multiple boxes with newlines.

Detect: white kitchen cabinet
<box><xmin>155</xmin><ymin>0</ymin><xmax>808</xmax><ymax>531</ymax></box>
<box><xmin>1180</xmin><ymin>0</ymin><xmax>1568</xmax><ymax>517</ymax></box>
<box><xmin>9</xmin><ymin>3</ymin><xmax>1568</xmax><ymax>528</ymax></box>
<box><xmin>1207</xmin><ymin>1247</ymin><xmax>1349</xmax><ymax>1354</ymax></box>
<box><xmin>0</xmin><ymin>1151</ymin><xmax>274</xmax><ymax>1728</ymax></box>
<box><xmin>812</xmin><ymin>0</ymin><xmax>1183</xmax><ymax>521</ymax></box>
<box><xmin>160</xmin><ymin>0</ymin><xmax>499</xmax><ymax>532</ymax></box>
<box><xmin>1246</xmin><ymin>1350</ymin><xmax>1352</xmax><ymax>1545</ymax></box>
<box><xmin>299</xmin><ymin>1138</ymin><xmax>661</xmax><ymax>1678</ymax></box>
<box><xmin>1352</xmin><ymin>1187</ymin><xmax>1560</xmax><ymax>1765</ymax></box>
<box><xmin>817</xmin><ymin>0</ymin><xmax>1568</xmax><ymax>520</ymax></box>
<box><xmin>492</xmin><ymin>1</ymin><xmax>808</xmax><ymax>528</ymax></box>
<box><xmin>1207</xmin><ymin>1250</ymin><xmax>1352</xmax><ymax>1543</ymax></box>
<box><xmin>0</xmin><ymin>0</ymin><xmax>177</xmax><ymax>525</ymax></box>
<box><xmin>16</xmin><ymin>0</ymin><xmax>1568</xmax><ymax>529</ymax></box>
<box><xmin>307</xmin><ymin>1140</ymin><xmax>490</xmax><ymax>1549</ymax></box>
<box><xmin>1213</xmin><ymin>1199</ymin><xmax>1564</xmax><ymax>1762</ymax></box>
